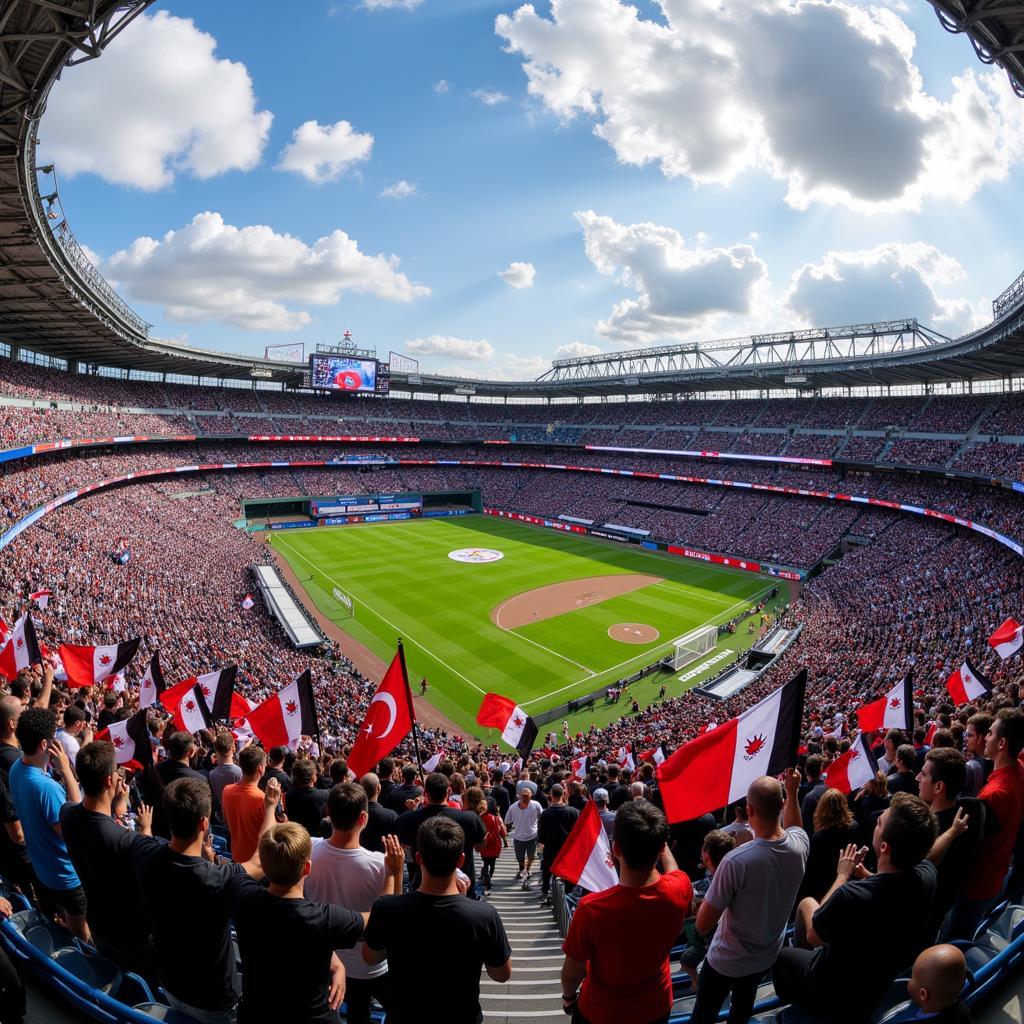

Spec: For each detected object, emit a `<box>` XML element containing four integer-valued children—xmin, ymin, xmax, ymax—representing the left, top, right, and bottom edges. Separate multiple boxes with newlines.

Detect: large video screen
<box><xmin>310</xmin><ymin>355</ymin><xmax>380</xmax><ymax>393</ymax></box>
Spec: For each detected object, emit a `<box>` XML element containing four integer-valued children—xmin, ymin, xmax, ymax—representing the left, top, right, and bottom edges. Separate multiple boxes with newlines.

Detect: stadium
<box><xmin>1</xmin><ymin>1</ymin><xmax>1024</xmax><ymax>1023</ymax></box>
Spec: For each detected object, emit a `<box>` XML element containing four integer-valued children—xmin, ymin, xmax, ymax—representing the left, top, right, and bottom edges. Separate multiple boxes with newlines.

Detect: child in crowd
<box><xmin>679</xmin><ymin>829</ymin><xmax>735</xmax><ymax>988</ymax></box>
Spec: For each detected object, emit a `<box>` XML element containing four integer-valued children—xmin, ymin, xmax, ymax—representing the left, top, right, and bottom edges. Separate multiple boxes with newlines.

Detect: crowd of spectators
<box><xmin>0</xmin><ymin>358</ymin><xmax>1023</xmax><ymax>1020</ymax></box>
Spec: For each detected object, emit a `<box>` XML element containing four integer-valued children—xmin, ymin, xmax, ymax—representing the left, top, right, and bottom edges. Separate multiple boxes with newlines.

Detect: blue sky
<box><xmin>40</xmin><ymin>0</ymin><xmax>1024</xmax><ymax>378</ymax></box>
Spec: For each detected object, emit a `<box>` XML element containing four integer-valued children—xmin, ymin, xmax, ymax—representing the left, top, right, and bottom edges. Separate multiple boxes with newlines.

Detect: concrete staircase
<box><xmin>481</xmin><ymin>854</ymin><xmax>566</xmax><ymax>1024</ymax></box>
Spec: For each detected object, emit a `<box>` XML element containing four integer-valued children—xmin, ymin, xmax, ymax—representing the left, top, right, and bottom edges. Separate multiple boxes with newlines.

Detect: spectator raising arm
<box><xmin>783</xmin><ymin>768</ymin><xmax>803</xmax><ymax>831</ymax></box>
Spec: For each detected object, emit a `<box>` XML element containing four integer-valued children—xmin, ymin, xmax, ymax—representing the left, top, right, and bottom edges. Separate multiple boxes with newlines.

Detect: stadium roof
<box><xmin>929</xmin><ymin>0</ymin><xmax>1024</xmax><ymax>99</ymax></box>
<box><xmin>2</xmin><ymin>2</ymin><xmax>1024</xmax><ymax>398</ymax></box>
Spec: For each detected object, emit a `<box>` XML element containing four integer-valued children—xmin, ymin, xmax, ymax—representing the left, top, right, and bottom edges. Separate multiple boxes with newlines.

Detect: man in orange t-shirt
<box><xmin>560</xmin><ymin>801</ymin><xmax>692</xmax><ymax>1024</ymax></box>
<box><xmin>221</xmin><ymin>745</ymin><xmax>269</xmax><ymax>863</ymax></box>
<box><xmin>945</xmin><ymin>709</ymin><xmax>1024</xmax><ymax>940</ymax></box>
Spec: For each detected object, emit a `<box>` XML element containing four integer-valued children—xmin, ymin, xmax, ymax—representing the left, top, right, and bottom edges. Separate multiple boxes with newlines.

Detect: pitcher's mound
<box><xmin>608</xmin><ymin>623</ymin><xmax>660</xmax><ymax>644</ymax></box>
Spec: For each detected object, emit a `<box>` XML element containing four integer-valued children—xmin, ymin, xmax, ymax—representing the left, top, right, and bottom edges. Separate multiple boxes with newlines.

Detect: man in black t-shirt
<box><xmin>398</xmin><ymin>773</ymin><xmax>486</xmax><ymax>894</ymax></box>
<box><xmin>359</xmin><ymin>772</ymin><xmax>398</xmax><ymax>854</ymax></box>
<box><xmin>537</xmin><ymin>784</ymin><xmax>579</xmax><ymax>906</ymax></box>
<box><xmin>259</xmin><ymin>745</ymin><xmax>291</xmax><ymax>796</ymax></box>
<box><xmin>284</xmin><ymin>759</ymin><xmax>329</xmax><ymax>838</ymax></box>
<box><xmin>917</xmin><ymin>748</ymin><xmax>983</xmax><ymax>939</ymax></box>
<box><xmin>385</xmin><ymin>764</ymin><xmax>423</xmax><ymax>812</ymax></box>
<box><xmin>0</xmin><ymin>697</ymin><xmax>23</xmax><ymax>774</ymax></box>
<box><xmin>150</xmin><ymin>731</ymin><xmax>208</xmax><ymax>839</ymax></box>
<box><xmin>230</xmin><ymin>822</ymin><xmax>364</xmax><ymax>1024</ymax></box>
<box><xmin>61</xmin><ymin>742</ymin><xmax>163</xmax><ymax>979</ymax></box>
<box><xmin>140</xmin><ymin>774</ymin><xmax>280</xmax><ymax>1023</ymax></box>
<box><xmin>0</xmin><ymin>698</ymin><xmax>31</xmax><ymax>896</ymax></box>
<box><xmin>364</xmin><ymin>816</ymin><xmax>511</xmax><ymax>1024</ymax></box>
<box><xmin>774</xmin><ymin>793</ymin><xmax>939</xmax><ymax>1023</ymax></box>
<box><xmin>887</xmin><ymin>745</ymin><xmax>920</xmax><ymax>797</ymax></box>
<box><xmin>486</xmin><ymin>769</ymin><xmax>511</xmax><ymax>818</ymax></box>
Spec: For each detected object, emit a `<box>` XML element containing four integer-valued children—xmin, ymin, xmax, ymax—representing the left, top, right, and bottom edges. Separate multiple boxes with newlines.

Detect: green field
<box><xmin>268</xmin><ymin>516</ymin><xmax>771</xmax><ymax>734</ymax></box>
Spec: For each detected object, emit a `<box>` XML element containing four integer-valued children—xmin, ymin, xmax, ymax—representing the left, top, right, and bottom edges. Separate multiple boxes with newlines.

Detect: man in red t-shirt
<box><xmin>944</xmin><ymin>708</ymin><xmax>1024</xmax><ymax>940</ymax></box>
<box><xmin>560</xmin><ymin>801</ymin><xmax>692</xmax><ymax>1024</ymax></box>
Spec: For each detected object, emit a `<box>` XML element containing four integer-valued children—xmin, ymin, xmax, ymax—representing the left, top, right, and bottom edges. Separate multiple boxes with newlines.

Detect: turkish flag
<box><xmin>347</xmin><ymin>648</ymin><xmax>415</xmax><ymax>779</ymax></box>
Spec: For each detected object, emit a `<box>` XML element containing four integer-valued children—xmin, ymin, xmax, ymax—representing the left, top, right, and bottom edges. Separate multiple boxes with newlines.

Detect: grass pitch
<box><xmin>268</xmin><ymin>516</ymin><xmax>770</xmax><ymax>733</ymax></box>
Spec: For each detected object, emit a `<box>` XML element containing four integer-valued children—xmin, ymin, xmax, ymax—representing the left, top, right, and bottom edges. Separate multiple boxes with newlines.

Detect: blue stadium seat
<box><xmin>8</xmin><ymin>908</ymin><xmax>78</xmax><ymax>957</ymax></box>
<box><xmin>133</xmin><ymin>1004</ymin><xmax>204</xmax><ymax>1024</ymax></box>
<box><xmin>52</xmin><ymin>947</ymin><xmax>122</xmax><ymax>995</ymax></box>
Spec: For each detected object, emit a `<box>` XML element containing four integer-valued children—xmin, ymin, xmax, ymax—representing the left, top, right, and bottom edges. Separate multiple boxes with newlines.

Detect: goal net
<box><xmin>666</xmin><ymin>624</ymin><xmax>717</xmax><ymax>671</ymax></box>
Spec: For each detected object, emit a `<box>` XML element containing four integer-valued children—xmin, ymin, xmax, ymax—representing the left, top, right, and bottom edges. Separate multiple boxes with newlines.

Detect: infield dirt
<box><xmin>490</xmin><ymin>573</ymin><xmax>663</xmax><ymax>629</ymax></box>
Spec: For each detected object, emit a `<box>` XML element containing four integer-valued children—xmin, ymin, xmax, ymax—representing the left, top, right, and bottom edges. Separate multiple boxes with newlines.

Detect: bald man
<box><xmin>907</xmin><ymin>945</ymin><xmax>969</xmax><ymax>1023</ymax></box>
<box><xmin>690</xmin><ymin>771</ymin><xmax>808</xmax><ymax>1024</ymax></box>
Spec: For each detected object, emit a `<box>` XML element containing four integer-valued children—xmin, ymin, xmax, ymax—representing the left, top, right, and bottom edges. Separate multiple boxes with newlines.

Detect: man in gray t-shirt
<box><xmin>690</xmin><ymin>770</ymin><xmax>808</xmax><ymax>1024</ymax></box>
<box><xmin>208</xmin><ymin>732</ymin><xmax>243</xmax><ymax>822</ymax></box>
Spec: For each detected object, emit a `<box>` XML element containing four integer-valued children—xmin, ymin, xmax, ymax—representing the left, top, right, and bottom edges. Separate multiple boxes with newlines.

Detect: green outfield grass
<box><xmin>267</xmin><ymin>515</ymin><xmax>771</xmax><ymax>734</ymax></box>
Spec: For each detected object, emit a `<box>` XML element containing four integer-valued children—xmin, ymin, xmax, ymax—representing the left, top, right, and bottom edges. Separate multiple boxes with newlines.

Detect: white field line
<box><xmin>520</xmin><ymin>591</ymin><xmax>755</xmax><ymax>708</ymax></box>
<box><xmin>274</xmin><ymin>535</ymin><xmax>487</xmax><ymax>696</ymax></box>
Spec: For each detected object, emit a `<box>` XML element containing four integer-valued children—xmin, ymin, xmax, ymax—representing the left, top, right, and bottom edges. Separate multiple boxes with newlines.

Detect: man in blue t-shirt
<box><xmin>8</xmin><ymin>707</ymin><xmax>88</xmax><ymax>940</ymax></box>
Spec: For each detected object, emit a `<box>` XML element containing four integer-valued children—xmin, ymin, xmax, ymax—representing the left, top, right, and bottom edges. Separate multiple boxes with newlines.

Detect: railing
<box><xmin>994</xmin><ymin>267</ymin><xmax>1024</xmax><ymax>321</ymax></box>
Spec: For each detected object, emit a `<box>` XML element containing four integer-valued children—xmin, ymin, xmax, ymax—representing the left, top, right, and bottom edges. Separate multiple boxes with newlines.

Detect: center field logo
<box><xmin>448</xmin><ymin>548</ymin><xmax>504</xmax><ymax>563</ymax></box>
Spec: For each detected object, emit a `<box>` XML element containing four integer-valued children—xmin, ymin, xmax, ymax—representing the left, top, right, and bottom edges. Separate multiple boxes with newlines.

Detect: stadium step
<box><xmin>481</xmin><ymin>852</ymin><xmax>565</xmax><ymax>1024</ymax></box>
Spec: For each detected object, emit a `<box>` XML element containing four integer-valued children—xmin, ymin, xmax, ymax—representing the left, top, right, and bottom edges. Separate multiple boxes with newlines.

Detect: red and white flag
<box><xmin>174</xmin><ymin>684</ymin><xmax>214</xmax><ymax>734</ymax></box>
<box><xmin>30</xmin><ymin>589</ymin><xmax>53</xmax><ymax>610</ymax></box>
<box><xmin>616</xmin><ymin>745</ymin><xmax>636</xmax><ymax>771</ymax></box>
<box><xmin>477</xmin><ymin>692</ymin><xmax>538</xmax><ymax>759</ymax></box>
<box><xmin>139</xmin><ymin>652</ymin><xmax>165</xmax><ymax>709</ymax></box>
<box><xmin>988</xmin><ymin>618</ymin><xmax>1023</xmax><ymax>661</ymax></box>
<box><xmin>551</xmin><ymin>799</ymin><xmax>618</xmax><ymax>894</ymax></box>
<box><xmin>570</xmin><ymin>755</ymin><xmax>589</xmax><ymax>781</ymax></box>
<box><xmin>0</xmin><ymin>617</ymin><xmax>9</xmax><ymax>646</ymax></box>
<box><xmin>638</xmin><ymin>744</ymin><xmax>666</xmax><ymax>766</ymax></box>
<box><xmin>423</xmin><ymin>751</ymin><xmax>443</xmax><ymax>773</ymax></box>
<box><xmin>348</xmin><ymin>651</ymin><xmax>414</xmax><ymax>778</ymax></box>
<box><xmin>247</xmin><ymin>670</ymin><xmax>319</xmax><ymax>751</ymax></box>
<box><xmin>97</xmin><ymin>709</ymin><xmax>153</xmax><ymax>770</ymax></box>
<box><xmin>855</xmin><ymin>675</ymin><xmax>913</xmax><ymax>733</ymax></box>
<box><xmin>658</xmin><ymin>669</ymin><xmax>807</xmax><ymax>824</ymax></box>
<box><xmin>162</xmin><ymin>666</ymin><xmax>237</xmax><ymax>720</ymax></box>
<box><xmin>946</xmin><ymin>659</ymin><xmax>993</xmax><ymax>706</ymax></box>
<box><xmin>58</xmin><ymin>638</ymin><xmax>141</xmax><ymax>689</ymax></box>
<box><xmin>106</xmin><ymin>672</ymin><xmax>126</xmax><ymax>693</ymax></box>
<box><xmin>824</xmin><ymin>732</ymin><xmax>878</xmax><ymax>795</ymax></box>
<box><xmin>241</xmin><ymin>594</ymin><xmax>255</xmax><ymax>610</ymax></box>
<box><xmin>0</xmin><ymin>615</ymin><xmax>42</xmax><ymax>681</ymax></box>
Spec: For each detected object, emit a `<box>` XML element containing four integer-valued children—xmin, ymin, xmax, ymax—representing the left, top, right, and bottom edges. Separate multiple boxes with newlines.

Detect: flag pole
<box><xmin>397</xmin><ymin>638</ymin><xmax>425</xmax><ymax>780</ymax></box>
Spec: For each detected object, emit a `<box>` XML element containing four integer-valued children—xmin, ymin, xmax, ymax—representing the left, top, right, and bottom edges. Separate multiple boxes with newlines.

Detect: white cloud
<box><xmin>498</xmin><ymin>261</ymin><xmax>536</xmax><ymax>289</ymax></box>
<box><xmin>42</xmin><ymin>11</ymin><xmax>271</xmax><ymax>190</ymax></box>
<box><xmin>556</xmin><ymin>341</ymin><xmax>602</xmax><ymax>357</ymax></box>
<box><xmin>379</xmin><ymin>180</ymin><xmax>419</xmax><ymax>199</ymax></box>
<box><xmin>277</xmin><ymin>120</ymin><xmax>373</xmax><ymax>183</ymax></box>
<box><xmin>496</xmin><ymin>0</ymin><xmax>1024</xmax><ymax>212</ymax></box>
<box><xmin>785</xmin><ymin>242</ymin><xmax>986</xmax><ymax>336</ymax></box>
<box><xmin>576</xmin><ymin>210</ymin><xmax>768</xmax><ymax>344</ymax></box>
<box><xmin>406</xmin><ymin>336</ymin><xmax>495</xmax><ymax>360</ymax></box>
<box><xmin>434</xmin><ymin>79</ymin><xmax>451</xmax><ymax>94</ymax></box>
<box><xmin>472</xmin><ymin>89</ymin><xmax>510</xmax><ymax>106</ymax></box>
<box><xmin>104</xmin><ymin>211</ymin><xmax>429</xmax><ymax>331</ymax></box>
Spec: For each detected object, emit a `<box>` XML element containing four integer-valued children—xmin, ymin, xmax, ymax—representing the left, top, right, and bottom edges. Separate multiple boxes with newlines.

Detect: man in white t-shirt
<box><xmin>304</xmin><ymin>782</ymin><xmax>404</xmax><ymax>1024</ymax></box>
<box><xmin>504</xmin><ymin>788</ymin><xmax>543</xmax><ymax>889</ymax></box>
<box><xmin>56</xmin><ymin>706</ymin><xmax>90</xmax><ymax>767</ymax></box>
<box><xmin>690</xmin><ymin>770</ymin><xmax>809</xmax><ymax>1024</ymax></box>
